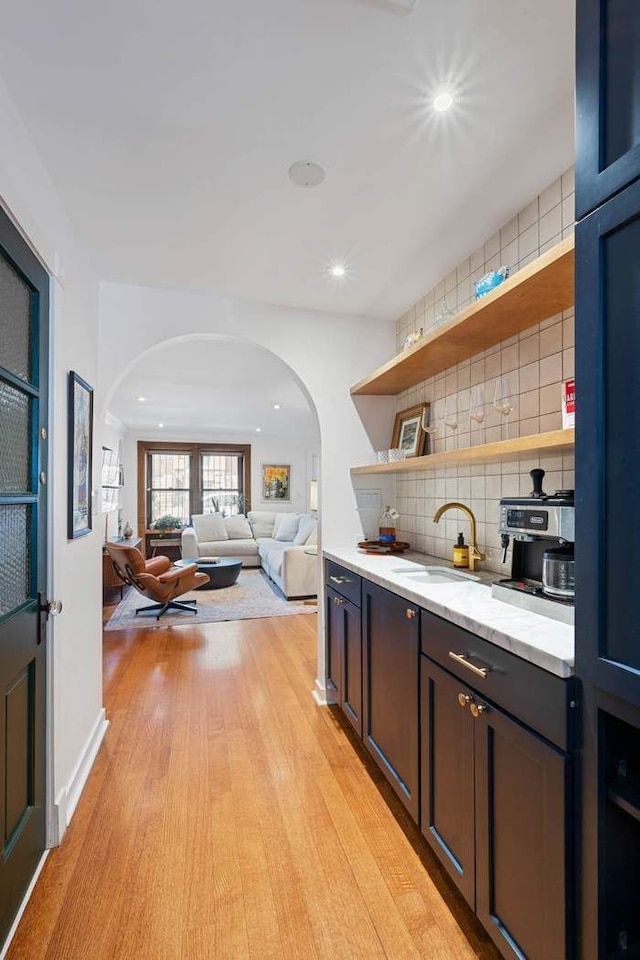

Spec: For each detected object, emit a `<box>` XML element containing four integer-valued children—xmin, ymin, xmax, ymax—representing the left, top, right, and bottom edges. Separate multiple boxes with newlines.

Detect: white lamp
<box><xmin>309</xmin><ymin>479</ymin><xmax>318</xmax><ymax>512</ymax></box>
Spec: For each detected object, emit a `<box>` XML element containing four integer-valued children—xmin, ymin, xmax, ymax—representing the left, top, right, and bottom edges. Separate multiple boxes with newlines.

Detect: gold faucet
<box><xmin>433</xmin><ymin>502</ymin><xmax>486</xmax><ymax>572</ymax></box>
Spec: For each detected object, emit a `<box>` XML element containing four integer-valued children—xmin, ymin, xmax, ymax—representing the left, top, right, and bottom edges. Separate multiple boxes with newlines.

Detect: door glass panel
<box><xmin>0</xmin><ymin>504</ymin><xmax>32</xmax><ymax>617</ymax></box>
<box><xmin>0</xmin><ymin>255</ymin><xmax>34</xmax><ymax>383</ymax></box>
<box><xmin>0</xmin><ymin>382</ymin><xmax>32</xmax><ymax>493</ymax></box>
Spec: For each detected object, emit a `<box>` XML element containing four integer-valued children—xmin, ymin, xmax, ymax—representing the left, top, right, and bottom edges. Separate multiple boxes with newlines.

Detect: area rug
<box><xmin>104</xmin><ymin>569</ymin><xmax>317</xmax><ymax>631</ymax></box>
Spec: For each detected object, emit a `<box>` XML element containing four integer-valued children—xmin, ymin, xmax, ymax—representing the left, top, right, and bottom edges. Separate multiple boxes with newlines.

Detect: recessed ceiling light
<box><xmin>158</xmin><ymin>422</ymin><xmax>164</xmax><ymax>428</ymax></box>
<box><xmin>256</xmin><ymin>427</ymin><xmax>261</xmax><ymax>432</ymax></box>
<box><xmin>433</xmin><ymin>90</ymin><xmax>455</xmax><ymax>113</ymax></box>
<box><xmin>331</xmin><ymin>264</ymin><xmax>346</xmax><ymax>278</ymax></box>
<box><xmin>273</xmin><ymin>404</ymin><xmax>281</xmax><ymax>410</ymax></box>
<box><xmin>288</xmin><ymin>160</ymin><xmax>326</xmax><ymax>188</ymax></box>
<box><xmin>136</xmin><ymin>396</ymin><xmax>146</xmax><ymax>402</ymax></box>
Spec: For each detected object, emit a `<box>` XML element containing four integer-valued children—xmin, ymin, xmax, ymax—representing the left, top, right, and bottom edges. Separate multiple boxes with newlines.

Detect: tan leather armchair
<box><xmin>105</xmin><ymin>543</ymin><xmax>209</xmax><ymax>620</ymax></box>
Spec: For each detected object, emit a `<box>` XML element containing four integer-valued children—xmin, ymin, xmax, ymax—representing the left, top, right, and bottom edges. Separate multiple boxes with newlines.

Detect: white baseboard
<box><xmin>312</xmin><ymin>677</ymin><xmax>335</xmax><ymax>706</ymax></box>
<box><xmin>53</xmin><ymin>708</ymin><xmax>109</xmax><ymax>842</ymax></box>
<box><xmin>0</xmin><ymin>850</ymin><xmax>49</xmax><ymax>960</ymax></box>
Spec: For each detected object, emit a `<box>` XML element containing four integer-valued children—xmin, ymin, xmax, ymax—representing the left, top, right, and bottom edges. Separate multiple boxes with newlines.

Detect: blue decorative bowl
<box><xmin>475</xmin><ymin>266</ymin><xmax>510</xmax><ymax>299</ymax></box>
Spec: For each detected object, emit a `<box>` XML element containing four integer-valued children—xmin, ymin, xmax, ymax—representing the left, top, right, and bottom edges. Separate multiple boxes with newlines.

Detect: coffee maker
<box><xmin>491</xmin><ymin>469</ymin><xmax>575</xmax><ymax>625</ymax></box>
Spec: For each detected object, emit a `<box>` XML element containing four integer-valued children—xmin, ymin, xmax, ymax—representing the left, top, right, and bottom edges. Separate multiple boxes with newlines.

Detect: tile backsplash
<box><xmin>393</xmin><ymin>167</ymin><xmax>575</xmax><ymax>574</ymax></box>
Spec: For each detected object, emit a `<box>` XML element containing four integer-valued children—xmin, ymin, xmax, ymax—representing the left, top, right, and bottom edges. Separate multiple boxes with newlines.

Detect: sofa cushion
<box><xmin>293</xmin><ymin>516</ymin><xmax>317</xmax><ymax>546</ymax></box>
<box><xmin>224</xmin><ymin>514</ymin><xmax>253</xmax><ymax>539</ymax></box>
<box><xmin>192</xmin><ymin>513</ymin><xmax>228</xmax><ymax>541</ymax></box>
<box><xmin>273</xmin><ymin>513</ymin><xmax>300</xmax><ymax>542</ymax></box>
<box><xmin>248</xmin><ymin>511</ymin><xmax>276</xmax><ymax>539</ymax></box>
<box><xmin>199</xmin><ymin>539</ymin><xmax>258</xmax><ymax>558</ymax></box>
<box><xmin>257</xmin><ymin>537</ymin><xmax>277</xmax><ymax>563</ymax></box>
<box><xmin>265</xmin><ymin>549</ymin><xmax>284</xmax><ymax>576</ymax></box>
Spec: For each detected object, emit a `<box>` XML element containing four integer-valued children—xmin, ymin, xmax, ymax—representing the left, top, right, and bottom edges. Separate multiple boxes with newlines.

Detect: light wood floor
<box><xmin>8</xmin><ymin>611</ymin><xmax>499</xmax><ymax>959</ymax></box>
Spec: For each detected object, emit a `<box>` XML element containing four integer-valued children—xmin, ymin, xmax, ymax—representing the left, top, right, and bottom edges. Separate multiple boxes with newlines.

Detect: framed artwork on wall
<box><xmin>261</xmin><ymin>464</ymin><xmax>291</xmax><ymax>502</ymax></box>
<box><xmin>68</xmin><ymin>370</ymin><xmax>94</xmax><ymax>539</ymax></box>
<box><xmin>391</xmin><ymin>402</ymin><xmax>428</xmax><ymax>458</ymax></box>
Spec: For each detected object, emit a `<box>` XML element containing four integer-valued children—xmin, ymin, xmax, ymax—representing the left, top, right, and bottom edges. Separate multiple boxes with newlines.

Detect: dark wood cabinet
<box><xmin>576</xmin><ymin>0</ymin><xmax>640</xmax><ymax>217</ymax></box>
<box><xmin>422</xmin><ymin>656</ymin><xmax>572</xmax><ymax>960</ymax></box>
<box><xmin>362</xmin><ymin>580</ymin><xmax>419</xmax><ymax>822</ymax></box>
<box><xmin>325</xmin><ymin>585</ymin><xmax>362</xmax><ymax>736</ymax></box>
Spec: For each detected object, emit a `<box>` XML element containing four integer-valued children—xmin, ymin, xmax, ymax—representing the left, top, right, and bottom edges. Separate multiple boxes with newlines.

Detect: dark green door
<box><xmin>0</xmin><ymin>207</ymin><xmax>49</xmax><ymax>948</ymax></box>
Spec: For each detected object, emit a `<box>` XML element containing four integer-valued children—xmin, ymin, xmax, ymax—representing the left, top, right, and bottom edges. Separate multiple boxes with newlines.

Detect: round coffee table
<box><xmin>176</xmin><ymin>557</ymin><xmax>242</xmax><ymax>590</ymax></box>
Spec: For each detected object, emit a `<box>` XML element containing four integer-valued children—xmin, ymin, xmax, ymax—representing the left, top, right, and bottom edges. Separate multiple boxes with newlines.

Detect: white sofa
<box><xmin>181</xmin><ymin>511</ymin><xmax>318</xmax><ymax>599</ymax></box>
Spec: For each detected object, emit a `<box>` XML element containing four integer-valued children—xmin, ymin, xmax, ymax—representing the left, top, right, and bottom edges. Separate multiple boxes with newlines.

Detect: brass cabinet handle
<box><xmin>405</xmin><ymin>608</ymin><xmax>417</xmax><ymax>619</ymax></box>
<box><xmin>457</xmin><ymin>693</ymin><xmax>473</xmax><ymax>709</ymax></box>
<box><xmin>448</xmin><ymin>651</ymin><xmax>490</xmax><ymax>679</ymax></box>
<box><xmin>333</xmin><ymin>597</ymin><xmax>346</xmax><ymax>605</ymax></box>
<box><xmin>470</xmin><ymin>702</ymin><xmax>489</xmax><ymax>718</ymax></box>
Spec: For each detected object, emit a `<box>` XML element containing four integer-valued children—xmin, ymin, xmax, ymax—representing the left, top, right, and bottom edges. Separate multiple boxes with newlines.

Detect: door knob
<box><xmin>457</xmin><ymin>693</ymin><xmax>473</xmax><ymax>709</ymax></box>
<box><xmin>40</xmin><ymin>598</ymin><xmax>63</xmax><ymax>617</ymax></box>
<box><xmin>470</xmin><ymin>702</ymin><xmax>488</xmax><ymax>718</ymax></box>
<box><xmin>405</xmin><ymin>608</ymin><xmax>417</xmax><ymax>619</ymax></box>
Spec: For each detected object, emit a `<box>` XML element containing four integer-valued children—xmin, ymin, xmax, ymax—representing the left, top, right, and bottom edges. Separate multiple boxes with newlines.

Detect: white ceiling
<box><xmin>109</xmin><ymin>339</ymin><xmax>318</xmax><ymax>435</ymax></box>
<box><xmin>0</xmin><ymin>0</ymin><xmax>574</xmax><ymax>320</ymax></box>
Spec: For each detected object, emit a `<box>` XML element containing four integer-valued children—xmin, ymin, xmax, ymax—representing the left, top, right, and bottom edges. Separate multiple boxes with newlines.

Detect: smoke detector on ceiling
<box><xmin>362</xmin><ymin>0</ymin><xmax>421</xmax><ymax>13</ymax></box>
<box><xmin>288</xmin><ymin>161</ymin><xmax>326</xmax><ymax>188</ymax></box>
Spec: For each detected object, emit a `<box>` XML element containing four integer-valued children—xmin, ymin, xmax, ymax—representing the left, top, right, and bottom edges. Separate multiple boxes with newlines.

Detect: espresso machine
<box><xmin>491</xmin><ymin>469</ymin><xmax>575</xmax><ymax>625</ymax></box>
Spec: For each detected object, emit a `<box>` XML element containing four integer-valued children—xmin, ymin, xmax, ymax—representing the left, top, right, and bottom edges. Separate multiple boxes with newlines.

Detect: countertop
<box><xmin>323</xmin><ymin>547</ymin><xmax>575</xmax><ymax>679</ymax></box>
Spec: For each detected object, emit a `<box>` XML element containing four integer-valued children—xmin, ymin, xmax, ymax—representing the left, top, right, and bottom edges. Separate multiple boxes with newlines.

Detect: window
<box><xmin>101</xmin><ymin>447</ymin><xmax>120</xmax><ymax>513</ymax></box>
<box><xmin>139</xmin><ymin>442</ymin><xmax>251</xmax><ymax>530</ymax></box>
<box><xmin>148</xmin><ymin>452</ymin><xmax>190</xmax><ymax>526</ymax></box>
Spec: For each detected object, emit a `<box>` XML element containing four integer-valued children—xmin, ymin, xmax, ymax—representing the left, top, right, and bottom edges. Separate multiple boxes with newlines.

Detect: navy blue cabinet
<box><xmin>325</xmin><ymin>585</ymin><xmax>362</xmax><ymax>736</ymax></box>
<box><xmin>362</xmin><ymin>580</ymin><xmax>419</xmax><ymax>822</ymax></box>
<box><xmin>577</xmin><ymin>0</ymin><xmax>640</xmax><ymax>217</ymax></box>
<box><xmin>575</xmin><ymin>179</ymin><xmax>640</xmax><ymax>704</ymax></box>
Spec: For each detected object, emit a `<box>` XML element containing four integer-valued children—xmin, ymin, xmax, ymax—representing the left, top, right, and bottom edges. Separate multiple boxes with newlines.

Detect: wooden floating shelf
<box><xmin>351</xmin><ymin>236</ymin><xmax>575</xmax><ymax>397</ymax></box>
<box><xmin>351</xmin><ymin>429</ymin><xmax>575</xmax><ymax>476</ymax></box>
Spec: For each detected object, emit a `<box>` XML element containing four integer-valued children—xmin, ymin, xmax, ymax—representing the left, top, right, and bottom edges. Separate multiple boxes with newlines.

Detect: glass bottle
<box><xmin>379</xmin><ymin>506</ymin><xmax>397</xmax><ymax>543</ymax></box>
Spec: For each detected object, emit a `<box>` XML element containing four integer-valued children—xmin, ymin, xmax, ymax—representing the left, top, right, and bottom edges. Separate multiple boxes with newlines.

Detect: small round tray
<box><xmin>357</xmin><ymin>540</ymin><xmax>410</xmax><ymax>554</ymax></box>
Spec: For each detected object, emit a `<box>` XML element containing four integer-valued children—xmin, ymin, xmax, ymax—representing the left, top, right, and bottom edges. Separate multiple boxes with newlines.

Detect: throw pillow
<box><xmin>305</xmin><ymin>527</ymin><xmax>318</xmax><ymax>546</ymax></box>
<box><xmin>293</xmin><ymin>516</ymin><xmax>316</xmax><ymax>546</ymax></box>
<box><xmin>273</xmin><ymin>513</ymin><xmax>300</xmax><ymax>542</ymax></box>
<box><xmin>224</xmin><ymin>514</ymin><xmax>253</xmax><ymax>539</ymax></box>
<box><xmin>192</xmin><ymin>513</ymin><xmax>229</xmax><ymax>542</ymax></box>
<box><xmin>247</xmin><ymin>511</ymin><xmax>276</xmax><ymax>539</ymax></box>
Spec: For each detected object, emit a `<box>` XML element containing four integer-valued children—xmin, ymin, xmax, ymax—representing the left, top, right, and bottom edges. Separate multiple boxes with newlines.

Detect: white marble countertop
<box><xmin>324</xmin><ymin>547</ymin><xmax>575</xmax><ymax>679</ymax></box>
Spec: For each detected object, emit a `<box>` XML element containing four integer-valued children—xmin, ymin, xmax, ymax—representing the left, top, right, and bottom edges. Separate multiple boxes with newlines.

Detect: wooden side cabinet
<box><xmin>362</xmin><ymin>580</ymin><xmax>419</xmax><ymax>822</ymax></box>
<box><xmin>325</xmin><ymin>585</ymin><xmax>362</xmax><ymax>737</ymax></box>
<box><xmin>421</xmin><ymin>657</ymin><xmax>572</xmax><ymax>960</ymax></box>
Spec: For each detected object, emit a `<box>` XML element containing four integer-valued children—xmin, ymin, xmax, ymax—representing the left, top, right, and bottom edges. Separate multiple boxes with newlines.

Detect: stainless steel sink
<box><xmin>397</xmin><ymin>567</ymin><xmax>480</xmax><ymax>584</ymax></box>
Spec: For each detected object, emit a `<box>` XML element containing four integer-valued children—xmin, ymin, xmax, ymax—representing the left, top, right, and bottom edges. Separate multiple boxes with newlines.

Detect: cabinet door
<box><xmin>576</xmin><ymin>181</ymin><xmax>640</xmax><ymax>706</ymax></box>
<box><xmin>474</xmin><ymin>702</ymin><xmax>570</xmax><ymax>960</ymax></box>
<box><xmin>342</xmin><ymin>600</ymin><xmax>362</xmax><ymax>737</ymax></box>
<box><xmin>325</xmin><ymin>587</ymin><xmax>344</xmax><ymax>703</ymax></box>
<box><xmin>577</xmin><ymin>0</ymin><xmax>640</xmax><ymax>217</ymax></box>
<box><xmin>420</xmin><ymin>657</ymin><xmax>475</xmax><ymax>908</ymax></box>
<box><xmin>362</xmin><ymin>581</ymin><xmax>419</xmax><ymax>821</ymax></box>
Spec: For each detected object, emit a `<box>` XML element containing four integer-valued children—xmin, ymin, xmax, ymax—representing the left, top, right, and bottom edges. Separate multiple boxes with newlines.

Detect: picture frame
<box><xmin>391</xmin><ymin>402</ymin><xmax>428</xmax><ymax>458</ymax></box>
<box><xmin>261</xmin><ymin>463</ymin><xmax>291</xmax><ymax>502</ymax></box>
<box><xmin>68</xmin><ymin>371</ymin><xmax>94</xmax><ymax>539</ymax></box>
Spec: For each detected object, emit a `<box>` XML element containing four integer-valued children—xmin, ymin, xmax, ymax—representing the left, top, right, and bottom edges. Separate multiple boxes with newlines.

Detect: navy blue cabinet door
<box><xmin>475</xmin><ymin>702</ymin><xmax>570</xmax><ymax>960</ymax></box>
<box><xmin>362</xmin><ymin>581</ymin><xmax>419</xmax><ymax>821</ymax></box>
<box><xmin>420</xmin><ymin>657</ymin><xmax>475</xmax><ymax>908</ymax></box>
<box><xmin>575</xmin><ymin>178</ymin><xmax>640</xmax><ymax>705</ymax></box>
<box><xmin>577</xmin><ymin>0</ymin><xmax>640</xmax><ymax>217</ymax></box>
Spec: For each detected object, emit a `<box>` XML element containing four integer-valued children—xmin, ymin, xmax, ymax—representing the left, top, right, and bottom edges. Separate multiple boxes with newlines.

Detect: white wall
<box><xmin>118</xmin><ymin>426</ymin><xmax>319</xmax><ymax>534</ymax></box>
<box><xmin>0</xmin><ymin>76</ymin><xmax>104</xmax><ymax>839</ymax></box>
<box><xmin>99</xmin><ymin>285</ymin><xmax>396</xmax><ymax>689</ymax></box>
